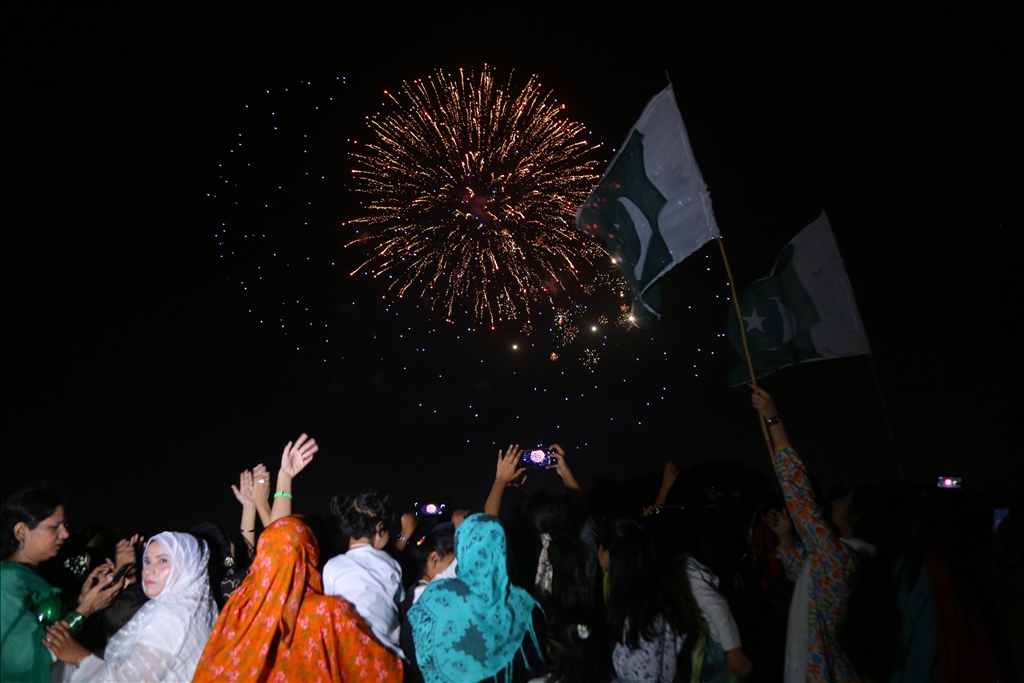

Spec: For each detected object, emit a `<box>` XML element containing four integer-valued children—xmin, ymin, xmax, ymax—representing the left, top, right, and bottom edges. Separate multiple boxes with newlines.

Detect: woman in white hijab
<box><xmin>44</xmin><ymin>531</ymin><xmax>218</xmax><ymax>682</ymax></box>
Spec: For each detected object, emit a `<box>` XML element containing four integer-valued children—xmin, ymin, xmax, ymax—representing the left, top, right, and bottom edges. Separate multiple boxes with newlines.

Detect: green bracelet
<box><xmin>64</xmin><ymin>610</ymin><xmax>85</xmax><ymax>634</ymax></box>
<box><xmin>274</xmin><ymin>491</ymin><xmax>293</xmax><ymax>499</ymax></box>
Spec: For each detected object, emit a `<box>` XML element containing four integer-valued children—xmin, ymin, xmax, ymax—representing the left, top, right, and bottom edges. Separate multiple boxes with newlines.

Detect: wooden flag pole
<box><xmin>868</xmin><ymin>353</ymin><xmax>905</xmax><ymax>479</ymax></box>
<box><xmin>718</xmin><ymin>238</ymin><xmax>775</xmax><ymax>459</ymax></box>
<box><xmin>663</xmin><ymin>70</ymin><xmax>774</xmax><ymax>459</ymax></box>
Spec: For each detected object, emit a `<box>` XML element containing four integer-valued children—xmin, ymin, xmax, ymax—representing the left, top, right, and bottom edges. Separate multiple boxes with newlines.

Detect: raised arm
<box><xmin>547</xmin><ymin>444</ymin><xmax>589</xmax><ymax>520</ymax></box>
<box><xmin>248</xmin><ymin>463</ymin><xmax>273</xmax><ymax>527</ymax></box>
<box><xmin>271</xmin><ymin>434</ymin><xmax>318</xmax><ymax>523</ymax></box>
<box><xmin>652</xmin><ymin>461</ymin><xmax>679</xmax><ymax>509</ymax></box>
<box><xmin>232</xmin><ymin>468</ymin><xmax>259</xmax><ymax>552</ymax></box>
<box><xmin>484</xmin><ymin>445</ymin><xmax>524</xmax><ymax>517</ymax></box>
<box><xmin>749</xmin><ymin>385</ymin><xmax>842</xmax><ymax>561</ymax></box>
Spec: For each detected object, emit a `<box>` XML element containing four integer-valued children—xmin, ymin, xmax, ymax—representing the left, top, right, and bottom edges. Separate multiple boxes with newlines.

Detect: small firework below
<box><xmin>556</xmin><ymin>323</ymin><xmax>579</xmax><ymax>346</ymax></box>
<box><xmin>620</xmin><ymin>303</ymin><xmax>630</xmax><ymax>313</ymax></box>
<box><xmin>582</xmin><ymin>349</ymin><xmax>600</xmax><ymax>367</ymax></box>
<box><xmin>348</xmin><ymin>66</ymin><xmax>603</xmax><ymax>326</ymax></box>
<box><xmin>616</xmin><ymin>311</ymin><xmax>634</xmax><ymax>328</ymax></box>
<box><xmin>595</xmin><ymin>272</ymin><xmax>630</xmax><ymax>293</ymax></box>
<box><xmin>597</xmin><ymin>315</ymin><xmax>608</xmax><ymax>325</ymax></box>
<box><xmin>582</xmin><ymin>284</ymin><xmax>595</xmax><ymax>294</ymax></box>
<box><xmin>521</xmin><ymin>321</ymin><xmax>533</xmax><ymax>336</ymax></box>
<box><xmin>550</xmin><ymin>352</ymin><xmax>559</xmax><ymax>362</ymax></box>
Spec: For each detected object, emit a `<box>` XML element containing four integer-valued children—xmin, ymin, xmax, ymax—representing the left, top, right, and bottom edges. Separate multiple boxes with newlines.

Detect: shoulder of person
<box><xmin>0</xmin><ymin>561</ymin><xmax>50</xmax><ymax>595</ymax></box>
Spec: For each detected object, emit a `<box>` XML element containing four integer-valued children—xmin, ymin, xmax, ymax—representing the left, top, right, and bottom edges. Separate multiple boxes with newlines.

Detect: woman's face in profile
<box><xmin>142</xmin><ymin>540</ymin><xmax>172</xmax><ymax>597</ymax></box>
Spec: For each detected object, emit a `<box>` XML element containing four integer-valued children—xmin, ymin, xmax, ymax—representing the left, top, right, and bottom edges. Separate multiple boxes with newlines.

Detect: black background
<box><xmin>2</xmin><ymin>4</ymin><xmax>1020</xmax><ymax>535</ymax></box>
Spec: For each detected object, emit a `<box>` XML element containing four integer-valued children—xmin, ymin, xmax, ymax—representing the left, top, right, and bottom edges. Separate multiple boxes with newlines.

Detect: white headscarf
<box><xmin>69</xmin><ymin>531</ymin><xmax>219</xmax><ymax>682</ymax></box>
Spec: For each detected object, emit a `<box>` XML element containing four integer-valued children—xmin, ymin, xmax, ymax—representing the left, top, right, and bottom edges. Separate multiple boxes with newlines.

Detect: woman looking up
<box><xmin>1</xmin><ymin>487</ymin><xmax>121</xmax><ymax>683</ymax></box>
<box><xmin>44</xmin><ymin>532</ymin><xmax>219</xmax><ymax>682</ymax></box>
<box><xmin>193</xmin><ymin>516</ymin><xmax>403</xmax><ymax>682</ymax></box>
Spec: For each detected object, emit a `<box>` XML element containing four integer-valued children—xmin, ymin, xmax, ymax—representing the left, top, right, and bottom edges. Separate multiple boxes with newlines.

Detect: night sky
<box><xmin>2</xmin><ymin>5</ymin><xmax>1020</xmax><ymax>536</ymax></box>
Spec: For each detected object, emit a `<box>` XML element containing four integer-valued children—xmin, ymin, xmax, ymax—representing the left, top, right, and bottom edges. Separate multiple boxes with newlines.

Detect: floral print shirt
<box><xmin>773</xmin><ymin>445</ymin><xmax>862</xmax><ymax>683</ymax></box>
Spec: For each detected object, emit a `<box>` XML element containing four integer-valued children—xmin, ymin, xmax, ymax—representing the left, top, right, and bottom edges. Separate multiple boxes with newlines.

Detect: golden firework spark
<box><xmin>348</xmin><ymin>66</ymin><xmax>603</xmax><ymax>326</ymax></box>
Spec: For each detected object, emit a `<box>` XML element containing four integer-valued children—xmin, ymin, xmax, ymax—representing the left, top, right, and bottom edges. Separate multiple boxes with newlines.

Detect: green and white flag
<box><xmin>577</xmin><ymin>84</ymin><xmax>719</xmax><ymax>321</ymax></box>
<box><xmin>727</xmin><ymin>212</ymin><xmax>870</xmax><ymax>385</ymax></box>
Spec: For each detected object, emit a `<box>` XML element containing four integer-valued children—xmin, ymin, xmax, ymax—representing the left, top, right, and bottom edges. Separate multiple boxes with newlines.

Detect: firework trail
<box><xmin>348</xmin><ymin>66</ymin><xmax>604</xmax><ymax>327</ymax></box>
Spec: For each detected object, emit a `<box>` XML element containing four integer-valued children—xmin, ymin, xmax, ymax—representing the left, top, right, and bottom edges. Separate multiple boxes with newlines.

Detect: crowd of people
<box><xmin>1</xmin><ymin>386</ymin><xmax>1020</xmax><ymax>682</ymax></box>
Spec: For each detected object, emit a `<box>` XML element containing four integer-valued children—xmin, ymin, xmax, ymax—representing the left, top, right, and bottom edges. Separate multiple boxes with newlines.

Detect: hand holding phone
<box><xmin>105</xmin><ymin>563</ymin><xmax>133</xmax><ymax>589</ymax></box>
<box><xmin>521</xmin><ymin>449</ymin><xmax>557</xmax><ymax>468</ymax></box>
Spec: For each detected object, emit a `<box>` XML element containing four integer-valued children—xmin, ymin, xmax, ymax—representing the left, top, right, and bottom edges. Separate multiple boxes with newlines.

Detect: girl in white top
<box><xmin>47</xmin><ymin>531</ymin><xmax>218</xmax><ymax>682</ymax></box>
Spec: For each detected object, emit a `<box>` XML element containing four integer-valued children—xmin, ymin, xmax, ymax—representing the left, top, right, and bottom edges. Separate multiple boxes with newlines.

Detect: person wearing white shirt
<box><xmin>685</xmin><ymin>555</ymin><xmax>753</xmax><ymax>680</ymax></box>
<box><xmin>323</xmin><ymin>491</ymin><xmax>405</xmax><ymax>657</ymax></box>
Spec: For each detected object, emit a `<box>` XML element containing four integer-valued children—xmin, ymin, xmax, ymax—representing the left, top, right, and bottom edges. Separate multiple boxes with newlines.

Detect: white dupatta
<box><xmin>70</xmin><ymin>531</ymin><xmax>218</xmax><ymax>682</ymax></box>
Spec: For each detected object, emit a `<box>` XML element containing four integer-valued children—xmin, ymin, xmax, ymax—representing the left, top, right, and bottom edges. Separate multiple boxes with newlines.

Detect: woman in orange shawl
<box><xmin>193</xmin><ymin>516</ymin><xmax>402</xmax><ymax>682</ymax></box>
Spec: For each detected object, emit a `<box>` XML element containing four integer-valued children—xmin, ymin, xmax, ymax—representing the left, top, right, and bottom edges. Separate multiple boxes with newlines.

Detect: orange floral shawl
<box><xmin>193</xmin><ymin>516</ymin><xmax>402</xmax><ymax>683</ymax></box>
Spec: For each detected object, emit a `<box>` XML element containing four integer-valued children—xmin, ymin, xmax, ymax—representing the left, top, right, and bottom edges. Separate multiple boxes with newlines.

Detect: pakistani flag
<box><xmin>577</xmin><ymin>84</ymin><xmax>719</xmax><ymax>321</ymax></box>
<box><xmin>726</xmin><ymin>212</ymin><xmax>870</xmax><ymax>385</ymax></box>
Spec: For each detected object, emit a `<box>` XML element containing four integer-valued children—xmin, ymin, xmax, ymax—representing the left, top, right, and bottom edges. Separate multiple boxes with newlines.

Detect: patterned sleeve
<box><xmin>772</xmin><ymin>446</ymin><xmax>849</xmax><ymax>566</ymax></box>
<box><xmin>776</xmin><ymin>542</ymin><xmax>806</xmax><ymax>583</ymax></box>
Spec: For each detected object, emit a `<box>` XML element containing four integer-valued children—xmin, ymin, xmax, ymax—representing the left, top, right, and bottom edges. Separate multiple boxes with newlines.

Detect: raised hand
<box><xmin>280</xmin><ymin>434</ymin><xmax>318</xmax><ymax>478</ymax></box>
<box><xmin>495</xmin><ymin>444</ymin><xmax>525</xmax><ymax>486</ymax></box>
<box><xmin>114</xmin><ymin>534</ymin><xmax>143</xmax><ymax>584</ymax></box>
<box><xmin>231</xmin><ymin>469</ymin><xmax>255</xmax><ymax>508</ymax></box>
<box><xmin>249</xmin><ymin>463</ymin><xmax>271</xmax><ymax>506</ymax></box>
<box><xmin>749</xmin><ymin>384</ymin><xmax>779</xmax><ymax>419</ymax></box>
<box><xmin>77</xmin><ymin>560</ymin><xmax>121</xmax><ymax>617</ymax></box>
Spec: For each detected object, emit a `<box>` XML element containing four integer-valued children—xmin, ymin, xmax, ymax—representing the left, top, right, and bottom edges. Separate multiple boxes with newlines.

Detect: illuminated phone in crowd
<box><xmin>521</xmin><ymin>449</ymin><xmax>557</xmax><ymax>468</ymax></box>
<box><xmin>414</xmin><ymin>500</ymin><xmax>448</xmax><ymax>516</ymax></box>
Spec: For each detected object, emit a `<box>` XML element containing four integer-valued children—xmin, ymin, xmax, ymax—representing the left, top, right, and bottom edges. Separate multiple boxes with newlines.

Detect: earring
<box><xmin>18</xmin><ymin>540</ymin><xmax>23</xmax><ymax>550</ymax></box>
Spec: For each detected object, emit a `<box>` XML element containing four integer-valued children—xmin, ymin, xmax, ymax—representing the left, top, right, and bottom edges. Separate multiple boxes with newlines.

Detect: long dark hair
<box><xmin>603</xmin><ymin>519</ymin><xmax>677</xmax><ymax>650</ymax></box>
<box><xmin>522</xmin><ymin>489</ymin><xmax>594</xmax><ymax>610</ymax></box>
<box><xmin>1</xmin><ymin>487</ymin><xmax>64</xmax><ymax>560</ymax></box>
<box><xmin>545</xmin><ymin>605</ymin><xmax>614</xmax><ymax>683</ymax></box>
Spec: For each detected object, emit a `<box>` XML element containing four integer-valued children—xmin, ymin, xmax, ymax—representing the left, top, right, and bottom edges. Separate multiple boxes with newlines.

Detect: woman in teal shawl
<box><xmin>407</xmin><ymin>513</ymin><xmax>545</xmax><ymax>683</ymax></box>
<box><xmin>1</xmin><ymin>488</ymin><xmax>120</xmax><ymax>683</ymax></box>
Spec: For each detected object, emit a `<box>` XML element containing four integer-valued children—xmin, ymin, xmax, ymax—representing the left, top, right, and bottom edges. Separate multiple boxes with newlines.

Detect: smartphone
<box><xmin>936</xmin><ymin>476</ymin><xmax>962</xmax><ymax>489</ymax></box>
<box><xmin>521</xmin><ymin>448</ymin><xmax>557</xmax><ymax>468</ymax></box>
<box><xmin>414</xmin><ymin>500</ymin><xmax>448</xmax><ymax>516</ymax></box>
<box><xmin>105</xmin><ymin>563</ymin><xmax>133</xmax><ymax>588</ymax></box>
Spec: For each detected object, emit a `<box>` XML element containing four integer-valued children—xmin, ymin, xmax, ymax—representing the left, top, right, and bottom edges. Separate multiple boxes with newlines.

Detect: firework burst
<box><xmin>348</xmin><ymin>66</ymin><xmax>603</xmax><ymax>326</ymax></box>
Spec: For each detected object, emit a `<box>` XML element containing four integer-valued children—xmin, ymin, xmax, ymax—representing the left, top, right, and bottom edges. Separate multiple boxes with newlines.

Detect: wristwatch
<box><xmin>766</xmin><ymin>415</ymin><xmax>782</xmax><ymax>426</ymax></box>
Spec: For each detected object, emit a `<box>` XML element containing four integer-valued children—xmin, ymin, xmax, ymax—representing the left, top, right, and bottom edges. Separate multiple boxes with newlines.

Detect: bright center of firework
<box><xmin>348</xmin><ymin>66</ymin><xmax>604</xmax><ymax>326</ymax></box>
<box><xmin>461</xmin><ymin>187</ymin><xmax>493</xmax><ymax>224</ymax></box>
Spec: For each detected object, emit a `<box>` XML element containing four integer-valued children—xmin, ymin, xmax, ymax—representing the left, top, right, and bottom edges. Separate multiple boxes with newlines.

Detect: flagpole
<box><xmin>717</xmin><ymin>238</ymin><xmax>775</xmax><ymax>459</ymax></box>
<box><xmin>662</xmin><ymin>70</ymin><xmax>774</xmax><ymax>459</ymax></box>
<box><xmin>867</xmin><ymin>353</ymin><xmax>905</xmax><ymax>479</ymax></box>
